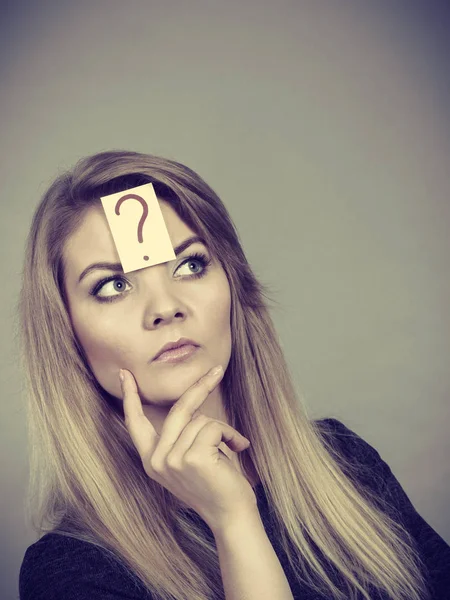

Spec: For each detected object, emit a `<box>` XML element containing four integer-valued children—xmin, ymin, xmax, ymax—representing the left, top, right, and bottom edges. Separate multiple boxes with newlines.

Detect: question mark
<box><xmin>115</xmin><ymin>193</ymin><xmax>149</xmax><ymax>261</ymax></box>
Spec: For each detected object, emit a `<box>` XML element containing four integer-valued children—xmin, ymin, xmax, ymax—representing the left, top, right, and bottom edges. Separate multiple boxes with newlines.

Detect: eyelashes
<box><xmin>89</xmin><ymin>252</ymin><xmax>212</xmax><ymax>303</ymax></box>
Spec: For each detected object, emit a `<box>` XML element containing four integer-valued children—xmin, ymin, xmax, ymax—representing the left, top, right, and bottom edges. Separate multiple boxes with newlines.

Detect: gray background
<box><xmin>1</xmin><ymin>1</ymin><xmax>449</xmax><ymax>598</ymax></box>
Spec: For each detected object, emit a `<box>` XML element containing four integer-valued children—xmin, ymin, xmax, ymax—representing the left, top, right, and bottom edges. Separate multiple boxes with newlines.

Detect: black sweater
<box><xmin>19</xmin><ymin>418</ymin><xmax>450</xmax><ymax>599</ymax></box>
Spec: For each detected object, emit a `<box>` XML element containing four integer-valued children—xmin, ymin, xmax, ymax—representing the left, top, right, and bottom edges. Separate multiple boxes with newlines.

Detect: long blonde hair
<box><xmin>17</xmin><ymin>150</ymin><xmax>430</xmax><ymax>600</ymax></box>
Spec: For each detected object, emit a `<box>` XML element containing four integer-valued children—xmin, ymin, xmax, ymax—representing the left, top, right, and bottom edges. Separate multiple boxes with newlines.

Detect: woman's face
<box><xmin>63</xmin><ymin>198</ymin><xmax>232</xmax><ymax>433</ymax></box>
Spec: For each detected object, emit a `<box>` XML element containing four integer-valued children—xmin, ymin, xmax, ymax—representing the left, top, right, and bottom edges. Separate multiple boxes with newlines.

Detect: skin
<box><xmin>63</xmin><ymin>198</ymin><xmax>256</xmax><ymax>482</ymax></box>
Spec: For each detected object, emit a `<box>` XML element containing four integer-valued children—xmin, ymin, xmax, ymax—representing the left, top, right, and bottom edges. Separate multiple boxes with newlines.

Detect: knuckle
<box><xmin>205</xmin><ymin>420</ymin><xmax>221</xmax><ymax>432</ymax></box>
<box><xmin>184</xmin><ymin>451</ymin><xmax>200</xmax><ymax>467</ymax></box>
<box><xmin>149</xmin><ymin>456</ymin><xmax>164</xmax><ymax>473</ymax></box>
<box><xmin>165</xmin><ymin>454</ymin><xmax>182</xmax><ymax>470</ymax></box>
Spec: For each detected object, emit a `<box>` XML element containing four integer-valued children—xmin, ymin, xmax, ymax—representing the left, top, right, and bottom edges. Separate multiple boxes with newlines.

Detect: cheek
<box><xmin>202</xmin><ymin>279</ymin><xmax>231</xmax><ymax>336</ymax></box>
<box><xmin>72</xmin><ymin>315</ymin><xmax>131</xmax><ymax>374</ymax></box>
<box><xmin>77</xmin><ymin>324</ymin><xmax>134</xmax><ymax>400</ymax></box>
<box><xmin>202</xmin><ymin>272</ymin><xmax>231</xmax><ymax>323</ymax></box>
<box><xmin>203</xmin><ymin>279</ymin><xmax>232</xmax><ymax>351</ymax></box>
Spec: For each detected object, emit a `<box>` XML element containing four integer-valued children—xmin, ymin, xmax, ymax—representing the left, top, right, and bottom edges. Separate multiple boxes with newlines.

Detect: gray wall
<box><xmin>2</xmin><ymin>1</ymin><xmax>449</xmax><ymax>598</ymax></box>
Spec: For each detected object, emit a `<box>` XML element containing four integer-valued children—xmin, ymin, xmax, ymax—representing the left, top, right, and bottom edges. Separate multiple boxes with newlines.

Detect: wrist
<box><xmin>209</xmin><ymin>503</ymin><xmax>261</xmax><ymax>538</ymax></box>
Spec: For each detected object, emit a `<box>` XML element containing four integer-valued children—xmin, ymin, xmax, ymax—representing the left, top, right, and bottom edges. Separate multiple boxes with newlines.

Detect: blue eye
<box><xmin>89</xmin><ymin>252</ymin><xmax>212</xmax><ymax>303</ymax></box>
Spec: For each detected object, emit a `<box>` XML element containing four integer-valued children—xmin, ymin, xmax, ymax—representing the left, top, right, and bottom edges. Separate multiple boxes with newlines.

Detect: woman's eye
<box><xmin>96</xmin><ymin>278</ymin><xmax>130</xmax><ymax>299</ymax></box>
<box><xmin>90</xmin><ymin>252</ymin><xmax>211</xmax><ymax>303</ymax></box>
<box><xmin>176</xmin><ymin>258</ymin><xmax>203</xmax><ymax>276</ymax></box>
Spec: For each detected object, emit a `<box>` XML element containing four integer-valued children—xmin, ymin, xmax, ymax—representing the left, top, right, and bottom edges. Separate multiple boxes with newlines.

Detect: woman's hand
<box><xmin>120</xmin><ymin>365</ymin><xmax>257</xmax><ymax>533</ymax></box>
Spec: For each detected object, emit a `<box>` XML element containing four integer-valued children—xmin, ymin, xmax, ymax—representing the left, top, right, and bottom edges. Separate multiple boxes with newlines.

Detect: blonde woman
<box><xmin>18</xmin><ymin>151</ymin><xmax>450</xmax><ymax>600</ymax></box>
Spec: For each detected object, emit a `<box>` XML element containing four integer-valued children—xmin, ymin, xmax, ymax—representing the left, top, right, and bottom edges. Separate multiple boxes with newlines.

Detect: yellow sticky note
<box><xmin>100</xmin><ymin>183</ymin><xmax>176</xmax><ymax>274</ymax></box>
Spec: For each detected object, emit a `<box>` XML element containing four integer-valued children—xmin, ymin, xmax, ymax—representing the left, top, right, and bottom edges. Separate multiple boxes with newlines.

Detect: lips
<box><xmin>153</xmin><ymin>337</ymin><xmax>199</xmax><ymax>361</ymax></box>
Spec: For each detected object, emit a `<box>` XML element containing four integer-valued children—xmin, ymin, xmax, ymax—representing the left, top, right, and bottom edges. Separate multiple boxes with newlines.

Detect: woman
<box><xmin>18</xmin><ymin>150</ymin><xmax>450</xmax><ymax>599</ymax></box>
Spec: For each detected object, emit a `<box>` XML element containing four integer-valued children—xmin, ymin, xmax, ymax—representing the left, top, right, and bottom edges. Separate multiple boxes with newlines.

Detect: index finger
<box><xmin>121</xmin><ymin>369</ymin><xmax>158</xmax><ymax>458</ymax></box>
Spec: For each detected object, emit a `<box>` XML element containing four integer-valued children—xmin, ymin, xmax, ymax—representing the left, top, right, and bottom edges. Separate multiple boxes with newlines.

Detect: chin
<box><xmin>144</xmin><ymin>365</ymin><xmax>203</xmax><ymax>389</ymax></box>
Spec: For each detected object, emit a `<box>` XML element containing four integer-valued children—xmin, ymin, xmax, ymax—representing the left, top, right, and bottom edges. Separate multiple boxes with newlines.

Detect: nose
<box><xmin>138</xmin><ymin>266</ymin><xmax>190</xmax><ymax>328</ymax></box>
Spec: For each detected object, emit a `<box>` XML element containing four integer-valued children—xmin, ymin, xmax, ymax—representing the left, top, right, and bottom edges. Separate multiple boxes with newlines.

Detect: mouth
<box><xmin>153</xmin><ymin>337</ymin><xmax>199</xmax><ymax>361</ymax></box>
<box><xmin>153</xmin><ymin>344</ymin><xmax>199</xmax><ymax>364</ymax></box>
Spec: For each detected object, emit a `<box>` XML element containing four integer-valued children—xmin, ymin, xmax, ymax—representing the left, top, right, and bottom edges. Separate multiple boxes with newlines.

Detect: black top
<box><xmin>19</xmin><ymin>418</ymin><xmax>450</xmax><ymax>599</ymax></box>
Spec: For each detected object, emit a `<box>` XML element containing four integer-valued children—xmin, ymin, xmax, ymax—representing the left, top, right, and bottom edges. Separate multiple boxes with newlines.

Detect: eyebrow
<box><xmin>78</xmin><ymin>235</ymin><xmax>207</xmax><ymax>283</ymax></box>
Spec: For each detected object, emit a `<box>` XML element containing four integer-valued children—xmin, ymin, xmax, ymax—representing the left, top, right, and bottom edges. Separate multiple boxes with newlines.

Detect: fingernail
<box><xmin>119</xmin><ymin>369</ymin><xmax>125</xmax><ymax>383</ymax></box>
<box><xmin>211</xmin><ymin>365</ymin><xmax>223</xmax><ymax>376</ymax></box>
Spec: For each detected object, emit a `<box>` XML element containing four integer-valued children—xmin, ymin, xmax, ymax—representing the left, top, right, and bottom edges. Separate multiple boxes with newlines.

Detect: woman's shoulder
<box><xmin>19</xmin><ymin>532</ymin><xmax>152</xmax><ymax>599</ymax></box>
<box><xmin>313</xmin><ymin>417</ymin><xmax>388</xmax><ymax>494</ymax></box>
<box><xmin>314</xmin><ymin>417</ymin><xmax>381</xmax><ymax>464</ymax></box>
<box><xmin>20</xmin><ymin>530</ymin><xmax>109</xmax><ymax>565</ymax></box>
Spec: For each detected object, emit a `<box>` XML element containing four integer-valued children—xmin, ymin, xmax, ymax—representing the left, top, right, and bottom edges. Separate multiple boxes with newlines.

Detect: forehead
<box><xmin>63</xmin><ymin>200</ymin><xmax>192</xmax><ymax>282</ymax></box>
